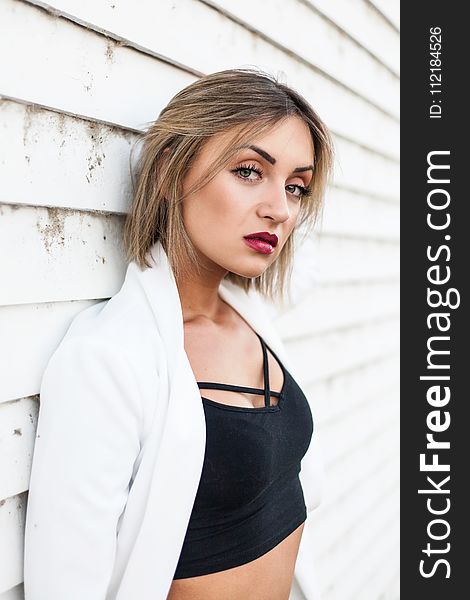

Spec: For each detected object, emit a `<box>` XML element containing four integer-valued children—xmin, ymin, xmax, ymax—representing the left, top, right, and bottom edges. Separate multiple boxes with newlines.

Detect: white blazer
<box><xmin>23</xmin><ymin>241</ymin><xmax>324</xmax><ymax>600</ymax></box>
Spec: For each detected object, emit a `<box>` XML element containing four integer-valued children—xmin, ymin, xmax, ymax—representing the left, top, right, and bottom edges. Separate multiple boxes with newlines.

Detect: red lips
<box><xmin>243</xmin><ymin>231</ymin><xmax>278</xmax><ymax>247</ymax></box>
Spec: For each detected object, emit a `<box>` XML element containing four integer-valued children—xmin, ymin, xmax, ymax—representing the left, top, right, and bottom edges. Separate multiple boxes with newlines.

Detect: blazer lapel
<box><xmin>116</xmin><ymin>243</ymin><xmax>207</xmax><ymax>599</ymax></box>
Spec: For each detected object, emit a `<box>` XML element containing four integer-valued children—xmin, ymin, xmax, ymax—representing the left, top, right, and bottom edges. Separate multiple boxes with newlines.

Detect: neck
<box><xmin>175</xmin><ymin>253</ymin><xmax>229</xmax><ymax>324</ymax></box>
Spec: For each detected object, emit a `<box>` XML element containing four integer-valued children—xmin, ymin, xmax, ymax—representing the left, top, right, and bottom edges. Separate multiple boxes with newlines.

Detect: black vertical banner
<box><xmin>401</xmin><ymin>2</ymin><xmax>467</xmax><ymax>598</ymax></box>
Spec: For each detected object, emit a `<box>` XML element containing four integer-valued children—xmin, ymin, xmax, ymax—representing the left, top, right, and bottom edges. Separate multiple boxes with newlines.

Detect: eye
<box><xmin>231</xmin><ymin>163</ymin><xmax>263</xmax><ymax>181</ymax></box>
<box><xmin>231</xmin><ymin>163</ymin><xmax>313</xmax><ymax>200</ymax></box>
<box><xmin>286</xmin><ymin>183</ymin><xmax>313</xmax><ymax>200</ymax></box>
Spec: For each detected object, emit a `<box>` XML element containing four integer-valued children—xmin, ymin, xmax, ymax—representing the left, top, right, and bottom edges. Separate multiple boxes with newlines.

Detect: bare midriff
<box><xmin>166</xmin><ymin>522</ymin><xmax>305</xmax><ymax>600</ymax></box>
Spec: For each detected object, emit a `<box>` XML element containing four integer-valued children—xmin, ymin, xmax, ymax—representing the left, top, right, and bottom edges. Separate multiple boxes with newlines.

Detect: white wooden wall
<box><xmin>0</xmin><ymin>1</ymin><xmax>400</xmax><ymax>598</ymax></box>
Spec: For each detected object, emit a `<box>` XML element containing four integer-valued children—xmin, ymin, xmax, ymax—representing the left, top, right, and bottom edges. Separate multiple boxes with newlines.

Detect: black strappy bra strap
<box><xmin>197</xmin><ymin>381</ymin><xmax>281</xmax><ymax>398</ymax></box>
<box><xmin>197</xmin><ymin>332</ymin><xmax>277</xmax><ymax>407</ymax></box>
<box><xmin>256</xmin><ymin>333</ymin><xmax>270</xmax><ymax>407</ymax></box>
<box><xmin>197</xmin><ymin>382</ymin><xmax>270</xmax><ymax>395</ymax></box>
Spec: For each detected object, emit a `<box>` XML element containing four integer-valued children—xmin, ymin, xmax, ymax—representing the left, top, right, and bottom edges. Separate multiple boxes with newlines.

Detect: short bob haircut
<box><xmin>123</xmin><ymin>67</ymin><xmax>334</xmax><ymax>305</ymax></box>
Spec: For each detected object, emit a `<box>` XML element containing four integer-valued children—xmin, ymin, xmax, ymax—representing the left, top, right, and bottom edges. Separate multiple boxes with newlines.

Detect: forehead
<box><xmin>199</xmin><ymin>116</ymin><xmax>315</xmax><ymax>166</ymax></box>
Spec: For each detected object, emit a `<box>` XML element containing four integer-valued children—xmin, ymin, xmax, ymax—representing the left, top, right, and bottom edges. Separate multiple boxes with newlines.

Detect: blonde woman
<box><xmin>24</xmin><ymin>68</ymin><xmax>334</xmax><ymax>600</ymax></box>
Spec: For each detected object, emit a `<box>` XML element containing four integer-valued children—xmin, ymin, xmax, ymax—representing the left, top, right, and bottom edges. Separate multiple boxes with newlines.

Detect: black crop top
<box><xmin>173</xmin><ymin>333</ymin><xmax>314</xmax><ymax>579</ymax></box>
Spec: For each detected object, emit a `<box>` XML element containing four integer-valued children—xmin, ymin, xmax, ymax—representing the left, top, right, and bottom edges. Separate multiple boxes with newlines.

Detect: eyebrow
<box><xmin>237</xmin><ymin>144</ymin><xmax>314</xmax><ymax>173</ymax></box>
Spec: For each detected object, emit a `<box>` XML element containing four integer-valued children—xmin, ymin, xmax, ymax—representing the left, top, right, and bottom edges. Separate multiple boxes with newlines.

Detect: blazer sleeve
<box><xmin>23</xmin><ymin>336</ymin><xmax>142</xmax><ymax>600</ymax></box>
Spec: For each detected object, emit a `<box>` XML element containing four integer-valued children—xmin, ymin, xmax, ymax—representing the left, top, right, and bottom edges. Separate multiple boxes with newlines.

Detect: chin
<box><xmin>226</xmin><ymin>259</ymin><xmax>273</xmax><ymax>279</ymax></box>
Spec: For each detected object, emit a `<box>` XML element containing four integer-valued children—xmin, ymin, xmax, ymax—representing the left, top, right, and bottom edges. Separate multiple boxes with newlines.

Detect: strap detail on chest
<box><xmin>197</xmin><ymin>333</ymin><xmax>274</xmax><ymax>407</ymax></box>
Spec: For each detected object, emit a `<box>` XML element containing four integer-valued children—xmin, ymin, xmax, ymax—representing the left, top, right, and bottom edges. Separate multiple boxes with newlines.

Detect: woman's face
<box><xmin>181</xmin><ymin>116</ymin><xmax>315</xmax><ymax>279</ymax></box>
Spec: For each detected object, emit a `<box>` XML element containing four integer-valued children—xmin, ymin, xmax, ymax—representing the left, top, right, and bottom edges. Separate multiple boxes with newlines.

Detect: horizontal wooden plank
<box><xmin>287</xmin><ymin>234</ymin><xmax>399</xmax><ymax>304</ymax></box>
<box><xmin>320</xmin><ymin>387</ymin><xmax>399</xmax><ymax>468</ymax></box>
<box><xmin>310</xmin><ymin>443</ymin><xmax>398</xmax><ymax>557</ymax></box>
<box><xmin>312</xmin><ymin>496</ymin><xmax>398</xmax><ymax>600</ymax></box>
<box><xmin>0</xmin><ymin>300</ymin><xmax>96</xmax><ymax>403</ymax></box>
<box><xmin>321</xmin><ymin>419</ymin><xmax>398</xmax><ymax>506</ymax></box>
<box><xmin>0</xmin><ymin>204</ymin><xmax>126</xmax><ymax>306</ymax></box>
<box><xmin>207</xmin><ymin>0</ymin><xmax>399</xmax><ymax>116</ymax></box>
<box><xmin>0</xmin><ymin>0</ymin><xmax>399</xmax><ymax>159</ymax></box>
<box><xmin>320</xmin><ymin>186</ymin><xmax>400</xmax><ymax>240</ymax></box>
<box><xmin>33</xmin><ymin>0</ymin><xmax>399</xmax><ymax>119</ymax></box>
<box><xmin>325</xmin><ymin>519</ymin><xmax>399</xmax><ymax>599</ymax></box>
<box><xmin>322</xmin><ymin>496</ymin><xmax>399</xmax><ymax>598</ymax></box>
<box><xmin>305</xmin><ymin>353</ymin><xmax>399</xmax><ymax>427</ymax></box>
<box><xmin>313</xmin><ymin>234</ymin><xmax>399</xmax><ymax>283</ymax></box>
<box><xmin>309</xmin><ymin>490</ymin><xmax>399</xmax><ymax>593</ymax></box>
<box><xmin>323</xmin><ymin>413</ymin><xmax>399</xmax><ymax>507</ymax></box>
<box><xmin>0</xmin><ymin>398</ymin><xmax>38</xmax><ymax>499</ymax></box>
<box><xmin>312</xmin><ymin>427</ymin><xmax>398</xmax><ymax>514</ymax></box>
<box><xmin>306</xmin><ymin>0</ymin><xmax>399</xmax><ymax>74</ymax></box>
<box><xmin>333</xmin><ymin>136</ymin><xmax>399</xmax><ymax>201</ymax></box>
<box><xmin>0</xmin><ymin>99</ymin><xmax>137</xmax><ymax>213</ymax></box>
<box><xmin>316</xmin><ymin>486</ymin><xmax>399</xmax><ymax>594</ymax></box>
<box><xmin>0</xmin><ymin>100</ymin><xmax>399</xmax><ymax>216</ymax></box>
<box><xmin>276</xmin><ymin>280</ymin><xmax>399</xmax><ymax>339</ymax></box>
<box><xmin>0</xmin><ymin>493</ymin><xmax>26</xmax><ymax>594</ymax></box>
<box><xmin>285</xmin><ymin>317</ymin><xmax>398</xmax><ymax>389</ymax></box>
<box><xmin>0</xmin><ymin>0</ymin><xmax>195</xmax><ymax>129</ymax></box>
<box><xmin>318</xmin><ymin>454</ymin><xmax>399</xmax><ymax>552</ymax></box>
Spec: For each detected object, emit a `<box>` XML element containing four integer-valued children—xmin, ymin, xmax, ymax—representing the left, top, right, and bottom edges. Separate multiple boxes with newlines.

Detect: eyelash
<box><xmin>231</xmin><ymin>163</ymin><xmax>312</xmax><ymax>199</ymax></box>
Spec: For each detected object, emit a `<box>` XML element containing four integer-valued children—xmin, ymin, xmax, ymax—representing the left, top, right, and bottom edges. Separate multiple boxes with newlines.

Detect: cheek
<box><xmin>197</xmin><ymin>180</ymin><xmax>241</xmax><ymax>223</ymax></box>
<box><xmin>183</xmin><ymin>184</ymin><xmax>235</xmax><ymax>237</ymax></box>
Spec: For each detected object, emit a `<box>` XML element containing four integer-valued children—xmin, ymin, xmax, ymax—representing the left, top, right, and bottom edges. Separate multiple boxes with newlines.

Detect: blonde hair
<box><xmin>123</xmin><ymin>67</ymin><xmax>334</xmax><ymax>304</ymax></box>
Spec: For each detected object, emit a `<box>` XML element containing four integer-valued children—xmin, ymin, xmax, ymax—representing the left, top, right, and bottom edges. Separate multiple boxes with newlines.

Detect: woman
<box><xmin>24</xmin><ymin>68</ymin><xmax>334</xmax><ymax>600</ymax></box>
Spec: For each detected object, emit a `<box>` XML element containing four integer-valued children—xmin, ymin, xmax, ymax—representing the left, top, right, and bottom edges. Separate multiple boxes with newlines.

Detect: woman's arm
<box><xmin>23</xmin><ymin>336</ymin><xmax>142</xmax><ymax>600</ymax></box>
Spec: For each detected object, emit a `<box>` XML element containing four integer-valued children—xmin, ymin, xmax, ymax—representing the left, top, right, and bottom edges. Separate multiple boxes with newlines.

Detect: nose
<box><xmin>258</xmin><ymin>182</ymin><xmax>291</xmax><ymax>223</ymax></box>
